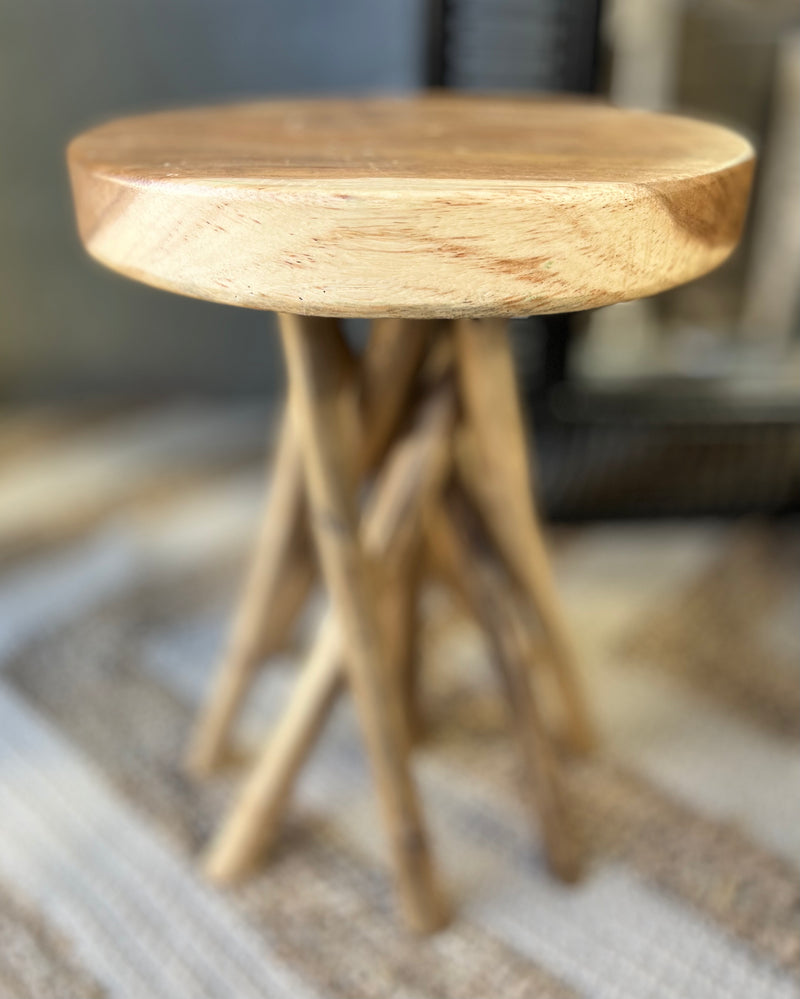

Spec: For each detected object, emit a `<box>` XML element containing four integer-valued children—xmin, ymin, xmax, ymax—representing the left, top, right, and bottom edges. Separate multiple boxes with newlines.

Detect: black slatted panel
<box><xmin>441</xmin><ymin>0</ymin><xmax>599</xmax><ymax>92</ymax></box>
<box><xmin>535</xmin><ymin>419</ymin><xmax>800</xmax><ymax>519</ymax></box>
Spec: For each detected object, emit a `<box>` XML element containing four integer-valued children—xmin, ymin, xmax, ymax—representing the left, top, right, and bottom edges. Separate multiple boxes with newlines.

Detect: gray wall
<box><xmin>0</xmin><ymin>0</ymin><xmax>428</xmax><ymax>399</ymax></box>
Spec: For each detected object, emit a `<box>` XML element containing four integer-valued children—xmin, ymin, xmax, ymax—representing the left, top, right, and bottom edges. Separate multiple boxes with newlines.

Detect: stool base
<box><xmin>187</xmin><ymin>315</ymin><xmax>595</xmax><ymax>931</ymax></box>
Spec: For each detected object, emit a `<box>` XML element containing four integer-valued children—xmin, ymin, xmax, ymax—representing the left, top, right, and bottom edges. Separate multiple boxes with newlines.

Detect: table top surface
<box><xmin>68</xmin><ymin>94</ymin><xmax>755</xmax><ymax>319</ymax></box>
<box><xmin>69</xmin><ymin>94</ymin><xmax>752</xmax><ymax>186</ymax></box>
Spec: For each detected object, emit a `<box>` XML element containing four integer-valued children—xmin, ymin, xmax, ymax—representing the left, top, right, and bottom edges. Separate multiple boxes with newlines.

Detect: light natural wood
<box><xmin>276</xmin><ymin>313</ymin><xmax>446</xmax><ymax>932</ymax></box>
<box><xmin>68</xmin><ymin>95</ymin><xmax>754</xmax><ymax>319</ymax></box>
<box><xmin>429</xmin><ymin>486</ymin><xmax>581</xmax><ymax>882</ymax></box>
<box><xmin>187</xmin><ymin>317</ymin><xmax>429</xmax><ymax>775</ymax></box>
<box><xmin>185</xmin><ymin>326</ymin><xmax>358</xmax><ymax>779</ymax></box>
<box><xmin>383</xmin><ymin>552</ymin><xmax>423</xmax><ymax>746</ymax></box>
<box><xmin>204</xmin><ymin>337</ymin><xmax>456</xmax><ymax>899</ymax></box>
<box><xmin>455</xmin><ymin>318</ymin><xmax>595</xmax><ymax>753</ymax></box>
<box><xmin>359</xmin><ymin>318</ymin><xmax>431</xmax><ymax>469</ymax></box>
<box><xmin>204</xmin><ymin>610</ymin><xmax>344</xmax><ymax>881</ymax></box>
<box><xmin>186</xmin><ymin>410</ymin><xmax>312</xmax><ymax>775</ymax></box>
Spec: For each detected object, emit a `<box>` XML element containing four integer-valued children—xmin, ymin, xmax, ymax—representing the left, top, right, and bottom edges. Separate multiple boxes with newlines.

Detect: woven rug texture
<box><xmin>0</xmin><ymin>400</ymin><xmax>797</xmax><ymax>999</ymax></box>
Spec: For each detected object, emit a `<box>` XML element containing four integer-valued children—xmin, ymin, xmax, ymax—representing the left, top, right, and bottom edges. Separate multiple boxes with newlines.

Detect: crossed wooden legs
<box><xmin>186</xmin><ymin>318</ymin><xmax>431</xmax><ymax>776</ymax></box>
<box><xmin>189</xmin><ymin>315</ymin><xmax>595</xmax><ymax>931</ymax></box>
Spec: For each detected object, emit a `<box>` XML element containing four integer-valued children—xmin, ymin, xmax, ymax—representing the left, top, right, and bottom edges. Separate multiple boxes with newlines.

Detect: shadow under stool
<box><xmin>68</xmin><ymin>94</ymin><xmax>754</xmax><ymax>932</ymax></box>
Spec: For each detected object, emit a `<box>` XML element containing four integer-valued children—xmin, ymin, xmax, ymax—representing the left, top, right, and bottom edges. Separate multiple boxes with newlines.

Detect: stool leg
<box><xmin>204</xmin><ymin>365</ymin><xmax>455</xmax><ymax>890</ymax></box>
<box><xmin>382</xmin><ymin>550</ymin><xmax>423</xmax><ymax>745</ymax></box>
<box><xmin>187</xmin><ymin>318</ymin><xmax>427</xmax><ymax>776</ymax></box>
<box><xmin>360</xmin><ymin>317</ymin><xmax>431</xmax><ymax>468</ymax></box>
<box><xmin>429</xmin><ymin>485</ymin><xmax>581</xmax><ymax>882</ymax></box>
<box><xmin>454</xmin><ymin>317</ymin><xmax>595</xmax><ymax>754</ymax></box>
<box><xmin>275</xmin><ymin>312</ymin><xmax>445</xmax><ymax>932</ymax></box>
<box><xmin>204</xmin><ymin>609</ymin><xmax>344</xmax><ymax>882</ymax></box>
<box><xmin>185</xmin><ymin>410</ymin><xmax>313</xmax><ymax>775</ymax></box>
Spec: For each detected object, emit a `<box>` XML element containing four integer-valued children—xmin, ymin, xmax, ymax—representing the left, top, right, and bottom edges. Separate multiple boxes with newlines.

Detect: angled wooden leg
<box><xmin>360</xmin><ymin>317</ymin><xmax>431</xmax><ymax>468</ymax></box>
<box><xmin>428</xmin><ymin>484</ymin><xmax>581</xmax><ymax>883</ymax></box>
<box><xmin>454</xmin><ymin>317</ymin><xmax>595</xmax><ymax>754</ymax></box>
<box><xmin>185</xmin><ymin>409</ymin><xmax>314</xmax><ymax>776</ymax></box>
<box><xmin>382</xmin><ymin>549</ymin><xmax>423</xmax><ymax>746</ymax></box>
<box><xmin>204</xmin><ymin>610</ymin><xmax>344</xmax><ymax>883</ymax></box>
<box><xmin>204</xmin><ymin>364</ymin><xmax>456</xmax><ymax>888</ymax></box>
<box><xmin>187</xmin><ymin>319</ymin><xmax>426</xmax><ymax>776</ymax></box>
<box><xmin>274</xmin><ymin>313</ymin><xmax>446</xmax><ymax>932</ymax></box>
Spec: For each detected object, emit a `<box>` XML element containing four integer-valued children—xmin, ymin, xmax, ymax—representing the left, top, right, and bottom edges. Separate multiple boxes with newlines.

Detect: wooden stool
<box><xmin>68</xmin><ymin>95</ymin><xmax>754</xmax><ymax>932</ymax></box>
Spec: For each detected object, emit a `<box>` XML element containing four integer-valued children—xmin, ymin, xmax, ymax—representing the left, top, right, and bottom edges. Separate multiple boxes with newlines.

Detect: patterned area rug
<box><xmin>0</xmin><ymin>400</ymin><xmax>797</xmax><ymax>999</ymax></box>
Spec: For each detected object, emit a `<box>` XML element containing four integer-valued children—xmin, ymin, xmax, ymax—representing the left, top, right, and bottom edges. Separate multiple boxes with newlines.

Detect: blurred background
<box><xmin>2</xmin><ymin>0</ymin><xmax>798</xmax><ymax>518</ymax></box>
<box><xmin>0</xmin><ymin>3</ymin><xmax>798</xmax><ymax>998</ymax></box>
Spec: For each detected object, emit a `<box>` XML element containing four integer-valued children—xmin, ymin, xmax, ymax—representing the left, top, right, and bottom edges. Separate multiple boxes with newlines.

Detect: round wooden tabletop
<box><xmin>68</xmin><ymin>94</ymin><xmax>754</xmax><ymax>319</ymax></box>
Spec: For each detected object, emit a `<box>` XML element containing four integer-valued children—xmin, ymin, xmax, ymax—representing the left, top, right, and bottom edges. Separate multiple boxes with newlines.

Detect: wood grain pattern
<box><xmin>68</xmin><ymin>94</ymin><xmax>754</xmax><ymax>319</ymax></box>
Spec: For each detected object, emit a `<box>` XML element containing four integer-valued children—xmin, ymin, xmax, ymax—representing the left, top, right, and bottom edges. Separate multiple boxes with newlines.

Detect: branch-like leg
<box><xmin>268</xmin><ymin>313</ymin><xmax>446</xmax><ymax>931</ymax></box>
<box><xmin>205</xmin><ymin>330</ymin><xmax>456</xmax><ymax>904</ymax></box>
<box><xmin>381</xmin><ymin>548</ymin><xmax>423</xmax><ymax>745</ymax></box>
<box><xmin>205</xmin><ymin>330</ymin><xmax>456</xmax><ymax>921</ymax></box>
<box><xmin>186</xmin><ymin>409</ymin><xmax>313</xmax><ymax>775</ymax></box>
<box><xmin>360</xmin><ymin>317</ymin><xmax>431</xmax><ymax>468</ymax></box>
<box><xmin>454</xmin><ymin>317</ymin><xmax>595</xmax><ymax>753</ymax></box>
<box><xmin>428</xmin><ymin>484</ymin><xmax>581</xmax><ymax>882</ymax></box>
<box><xmin>187</xmin><ymin>319</ymin><xmax>427</xmax><ymax>776</ymax></box>
<box><xmin>204</xmin><ymin>610</ymin><xmax>344</xmax><ymax>883</ymax></box>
